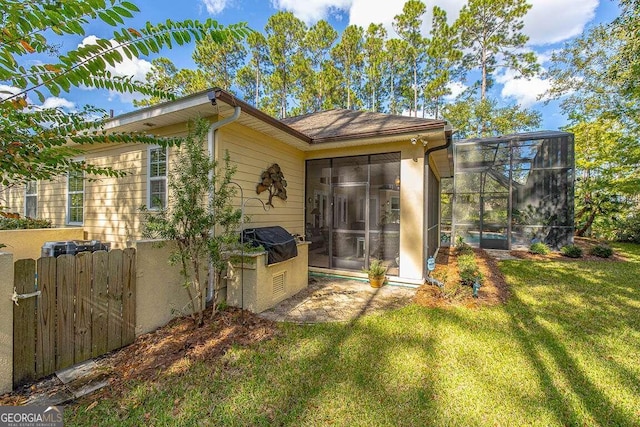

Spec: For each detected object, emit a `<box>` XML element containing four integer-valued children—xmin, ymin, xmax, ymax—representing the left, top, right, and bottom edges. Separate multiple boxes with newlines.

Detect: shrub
<box><xmin>457</xmin><ymin>253</ymin><xmax>483</xmax><ymax>286</ymax></box>
<box><xmin>615</xmin><ymin>214</ymin><xmax>640</xmax><ymax>243</ymax></box>
<box><xmin>589</xmin><ymin>244</ymin><xmax>613</xmax><ymax>258</ymax></box>
<box><xmin>561</xmin><ymin>244</ymin><xmax>583</xmax><ymax>258</ymax></box>
<box><xmin>455</xmin><ymin>236</ymin><xmax>473</xmax><ymax>252</ymax></box>
<box><xmin>455</xmin><ymin>238</ymin><xmax>474</xmax><ymax>256</ymax></box>
<box><xmin>0</xmin><ymin>217</ymin><xmax>53</xmax><ymax>230</ymax></box>
<box><xmin>529</xmin><ymin>242</ymin><xmax>550</xmax><ymax>255</ymax></box>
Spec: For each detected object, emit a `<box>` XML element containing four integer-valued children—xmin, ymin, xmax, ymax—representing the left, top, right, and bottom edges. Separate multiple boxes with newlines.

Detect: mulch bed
<box><xmin>509</xmin><ymin>237</ymin><xmax>626</xmax><ymax>262</ymax></box>
<box><xmin>414</xmin><ymin>237</ymin><xmax>622</xmax><ymax>309</ymax></box>
<box><xmin>0</xmin><ymin>308</ymin><xmax>278</xmax><ymax>406</ymax></box>
<box><xmin>414</xmin><ymin>247</ymin><xmax>510</xmax><ymax>309</ymax></box>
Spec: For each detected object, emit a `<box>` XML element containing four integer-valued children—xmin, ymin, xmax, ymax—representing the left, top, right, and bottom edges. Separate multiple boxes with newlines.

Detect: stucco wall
<box><xmin>135</xmin><ymin>240</ymin><xmax>208</xmax><ymax>336</ymax></box>
<box><xmin>0</xmin><ymin>228</ymin><xmax>85</xmax><ymax>260</ymax></box>
<box><xmin>227</xmin><ymin>242</ymin><xmax>309</xmax><ymax>313</ymax></box>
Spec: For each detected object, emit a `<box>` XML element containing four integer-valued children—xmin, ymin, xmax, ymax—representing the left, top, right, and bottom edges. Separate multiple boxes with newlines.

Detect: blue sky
<box><xmin>8</xmin><ymin>0</ymin><xmax>621</xmax><ymax>130</ymax></box>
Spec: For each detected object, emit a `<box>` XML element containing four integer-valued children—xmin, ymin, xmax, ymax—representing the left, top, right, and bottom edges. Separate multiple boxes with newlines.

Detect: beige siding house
<box><xmin>3</xmin><ymin>88</ymin><xmax>452</xmax><ymax>284</ymax></box>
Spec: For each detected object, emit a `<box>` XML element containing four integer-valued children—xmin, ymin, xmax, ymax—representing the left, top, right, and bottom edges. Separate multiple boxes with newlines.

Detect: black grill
<box><xmin>241</xmin><ymin>226</ymin><xmax>298</xmax><ymax>265</ymax></box>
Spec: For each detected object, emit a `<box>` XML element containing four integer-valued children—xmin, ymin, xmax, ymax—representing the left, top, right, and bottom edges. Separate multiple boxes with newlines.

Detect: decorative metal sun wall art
<box><xmin>256</xmin><ymin>163</ymin><xmax>287</xmax><ymax>207</ymax></box>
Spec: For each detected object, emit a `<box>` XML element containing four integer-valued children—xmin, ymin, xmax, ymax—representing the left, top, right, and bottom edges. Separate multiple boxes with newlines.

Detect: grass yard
<box><xmin>67</xmin><ymin>243</ymin><xmax>640</xmax><ymax>426</ymax></box>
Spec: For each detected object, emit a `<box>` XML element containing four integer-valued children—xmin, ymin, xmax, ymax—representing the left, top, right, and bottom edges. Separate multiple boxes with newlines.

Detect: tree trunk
<box><xmin>413</xmin><ymin>57</ymin><xmax>418</xmax><ymax>117</ymax></box>
<box><xmin>576</xmin><ymin>209</ymin><xmax>597</xmax><ymax>236</ymax></box>
<box><xmin>192</xmin><ymin>256</ymin><xmax>204</xmax><ymax>327</ymax></box>
<box><xmin>255</xmin><ymin>64</ymin><xmax>260</xmax><ymax>106</ymax></box>
<box><xmin>481</xmin><ymin>31</ymin><xmax>487</xmax><ymax>102</ymax></box>
<box><xmin>347</xmin><ymin>68</ymin><xmax>351</xmax><ymax>109</ymax></box>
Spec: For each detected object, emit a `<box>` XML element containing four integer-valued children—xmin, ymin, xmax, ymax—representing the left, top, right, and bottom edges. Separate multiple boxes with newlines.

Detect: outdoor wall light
<box><xmin>207</xmin><ymin>91</ymin><xmax>217</xmax><ymax>106</ymax></box>
<box><xmin>411</xmin><ymin>135</ymin><xmax>427</xmax><ymax>146</ymax></box>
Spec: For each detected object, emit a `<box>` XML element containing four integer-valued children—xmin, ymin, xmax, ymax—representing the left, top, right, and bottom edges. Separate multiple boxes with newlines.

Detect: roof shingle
<box><xmin>281</xmin><ymin>109</ymin><xmax>446</xmax><ymax>143</ymax></box>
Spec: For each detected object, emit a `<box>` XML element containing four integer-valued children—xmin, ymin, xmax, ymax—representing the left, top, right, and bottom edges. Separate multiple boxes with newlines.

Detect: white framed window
<box><xmin>25</xmin><ymin>181</ymin><xmax>38</xmax><ymax>218</ymax></box>
<box><xmin>67</xmin><ymin>169</ymin><xmax>84</xmax><ymax>225</ymax></box>
<box><xmin>148</xmin><ymin>146</ymin><xmax>168</xmax><ymax>209</ymax></box>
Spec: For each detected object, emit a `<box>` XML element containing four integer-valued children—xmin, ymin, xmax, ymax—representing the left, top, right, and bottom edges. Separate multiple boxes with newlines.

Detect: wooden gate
<box><xmin>13</xmin><ymin>248</ymin><xmax>136</xmax><ymax>387</ymax></box>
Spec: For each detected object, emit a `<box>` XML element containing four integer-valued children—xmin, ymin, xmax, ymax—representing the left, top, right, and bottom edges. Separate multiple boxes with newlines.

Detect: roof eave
<box><xmin>213</xmin><ymin>89</ymin><xmax>312</xmax><ymax>144</ymax></box>
<box><xmin>310</xmin><ymin>123</ymin><xmax>447</xmax><ymax>144</ymax></box>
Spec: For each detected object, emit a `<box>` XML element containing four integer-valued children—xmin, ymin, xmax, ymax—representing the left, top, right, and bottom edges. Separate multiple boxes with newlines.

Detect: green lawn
<box><xmin>68</xmin><ymin>243</ymin><xmax>640</xmax><ymax>426</ymax></box>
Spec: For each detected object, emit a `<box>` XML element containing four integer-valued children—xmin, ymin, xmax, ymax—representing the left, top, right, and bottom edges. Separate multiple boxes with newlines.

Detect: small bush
<box><xmin>615</xmin><ymin>214</ymin><xmax>640</xmax><ymax>243</ymax></box>
<box><xmin>561</xmin><ymin>244</ymin><xmax>583</xmax><ymax>258</ymax></box>
<box><xmin>455</xmin><ymin>241</ymin><xmax>474</xmax><ymax>256</ymax></box>
<box><xmin>589</xmin><ymin>244</ymin><xmax>613</xmax><ymax>258</ymax></box>
<box><xmin>0</xmin><ymin>217</ymin><xmax>53</xmax><ymax>230</ymax></box>
<box><xmin>457</xmin><ymin>253</ymin><xmax>483</xmax><ymax>286</ymax></box>
<box><xmin>529</xmin><ymin>242</ymin><xmax>550</xmax><ymax>255</ymax></box>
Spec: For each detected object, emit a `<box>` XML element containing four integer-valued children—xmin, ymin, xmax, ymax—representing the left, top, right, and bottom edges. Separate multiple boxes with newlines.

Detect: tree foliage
<box><xmin>363</xmin><ymin>23</ymin><xmax>388</xmax><ymax>112</ymax></box>
<box><xmin>331</xmin><ymin>24</ymin><xmax>364</xmax><ymax>110</ymax></box>
<box><xmin>264</xmin><ymin>11</ymin><xmax>306</xmax><ymax>118</ymax></box>
<box><xmin>424</xmin><ymin>6</ymin><xmax>462</xmax><ymax>119</ymax></box>
<box><xmin>455</xmin><ymin>0</ymin><xmax>538</xmax><ymax>101</ymax></box>
<box><xmin>127</xmin><ymin>0</ymin><xmax>547</xmax><ymax>140</ymax></box>
<box><xmin>0</xmin><ymin>0</ymin><xmax>249</xmax><ymax>186</ymax></box>
<box><xmin>443</xmin><ymin>97</ymin><xmax>541</xmax><ymax>139</ymax></box>
<box><xmin>140</xmin><ymin>118</ymin><xmax>242</xmax><ymax>327</ymax></box>
<box><xmin>193</xmin><ymin>32</ymin><xmax>247</xmax><ymax>91</ymax></box>
<box><xmin>393</xmin><ymin>0</ymin><xmax>427</xmax><ymax>116</ymax></box>
<box><xmin>546</xmin><ymin>0</ymin><xmax>640</xmax><ymax>237</ymax></box>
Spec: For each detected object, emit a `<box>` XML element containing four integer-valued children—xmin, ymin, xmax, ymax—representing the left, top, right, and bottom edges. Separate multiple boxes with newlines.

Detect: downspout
<box><xmin>423</xmin><ymin>126</ymin><xmax>453</xmax><ymax>280</ymax></box>
<box><xmin>206</xmin><ymin>90</ymin><xmax>241</xmax><ymax>302</ymax></box>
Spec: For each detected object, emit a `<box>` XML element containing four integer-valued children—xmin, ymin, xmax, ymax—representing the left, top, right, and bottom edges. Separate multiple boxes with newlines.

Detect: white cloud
<box><xmin>0</xmin><ymin>84</ymin><xmax>21</xmax><ymax>101</ymax></box>
<box><xmin>42</xmin><ymin>97</ymin><xmax>75</xmax><ymax>110</ymax></box>
<box><xmin>524</xmin><ymin>0</ymin><xmax>598</xmax><ymax>45</ymax></box>
<box><xmin>444</xmin><ymin>82</ymin><xmax>467</xmax><ymax>101</ymax></box>
<box><xmin>347</xmin><ymin>0</ymin><xmax>402</xmax><ymax>33</ymax></box>
<box><xmin>269</xmin><ymin>0</ymin><xmax>597</xmax><ymax>46</ymax></box>
<box><xmin>79</xmin><ymin>36</ymin><xmax>152</xmax><ymax>104</ymax></box>
<box><xmin>495</xmin><ymin>68</ymin><xmax>552</xmax><ymax>107</ymax></box>
<box><xmin>270</xmin><ymin>0</ymin><xmax>352</xmax><ymax>24</ymax></box>
<box><xmin>80</xmin><ymin>36</ymin><xmax>152</xmax><ymax>83</ymax></box>
<box><xmin>346</xmin><ymin>0</ymin><xmax>596</xmax><ymax>45</ymax></box>
<box><xmin>202</xmin><ymin>0</ymin><xmax>229</xmax><ymax>15</ymax></box>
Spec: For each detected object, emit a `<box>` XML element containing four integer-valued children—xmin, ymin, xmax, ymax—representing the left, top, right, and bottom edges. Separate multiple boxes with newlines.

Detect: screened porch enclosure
<box><xmin>442</xmin><ymin>131</ymin><xmax>574</xmax><ymax>250</ymax></box>
<box><xmin>306</xmin><ymin>154</ymin><xmax>401</xmax><ymax>276</ymax></box>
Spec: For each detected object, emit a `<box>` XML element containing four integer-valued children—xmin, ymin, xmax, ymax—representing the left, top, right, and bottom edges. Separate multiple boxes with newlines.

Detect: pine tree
<box><xmin>299</xmin><ymin>20</ymin><xmax>338</xmax><ymax>113</ymax></box>
<box><xmin>385</xmin><ymin>38</ymin><xmax>410</xmax><ymax>115</ymax></box>
<box><xmin>392</xmin><ymin>0</ymin><xmax>427</xmax><ymax>117</ymax></box>
<box><xmin>193</xmin><ymin>33</ymin><xmax>247</xmax><ymax>91</ymax></box>
<box><xmin>455</xmin><ymin>0</ymin><xmax>538</xmax><ymax>101</ymax></box>
<box><xmin>331</xmin><ymin>25</ymin><xmax>365</xmax><ymax>110</ymax></box>
<box><xmin>363</xmin><ymin>23</ymin><xmax>388</xmax><ymax>112</ymax></box>
<box><xmin>264</xmin><ymin>11</ymin><xmax>307</xmax><ymax>118</ymax></box>
<box><xmin>237</xmin><ymin>32</ymin><xmax>269</xmax><ymax>106</ymax></box>
<box><xmin>423</xmin><ymin>6</ymin><xmax>462</xmax><ymax>119</ymax></box>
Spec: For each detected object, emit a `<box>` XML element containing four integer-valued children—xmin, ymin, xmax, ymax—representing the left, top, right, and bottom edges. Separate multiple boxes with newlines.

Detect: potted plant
<box><xmin>365</xmin><ymin>259</ymin><xmax>387</xmax><ymax>288</ymax></box>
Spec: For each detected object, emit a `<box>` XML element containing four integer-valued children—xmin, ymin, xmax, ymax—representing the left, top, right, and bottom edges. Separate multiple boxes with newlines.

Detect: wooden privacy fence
<box><xmin>13</xmin><ymin>248</ymin><xmax>136</xmax><ymax>387</ymax></box>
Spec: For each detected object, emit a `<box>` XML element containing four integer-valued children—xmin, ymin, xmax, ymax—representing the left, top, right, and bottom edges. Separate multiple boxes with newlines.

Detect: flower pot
<box><xmin>369</xmin><ymin>275</ymin><xmax>385</xmax><ymax>288</ymax></box>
